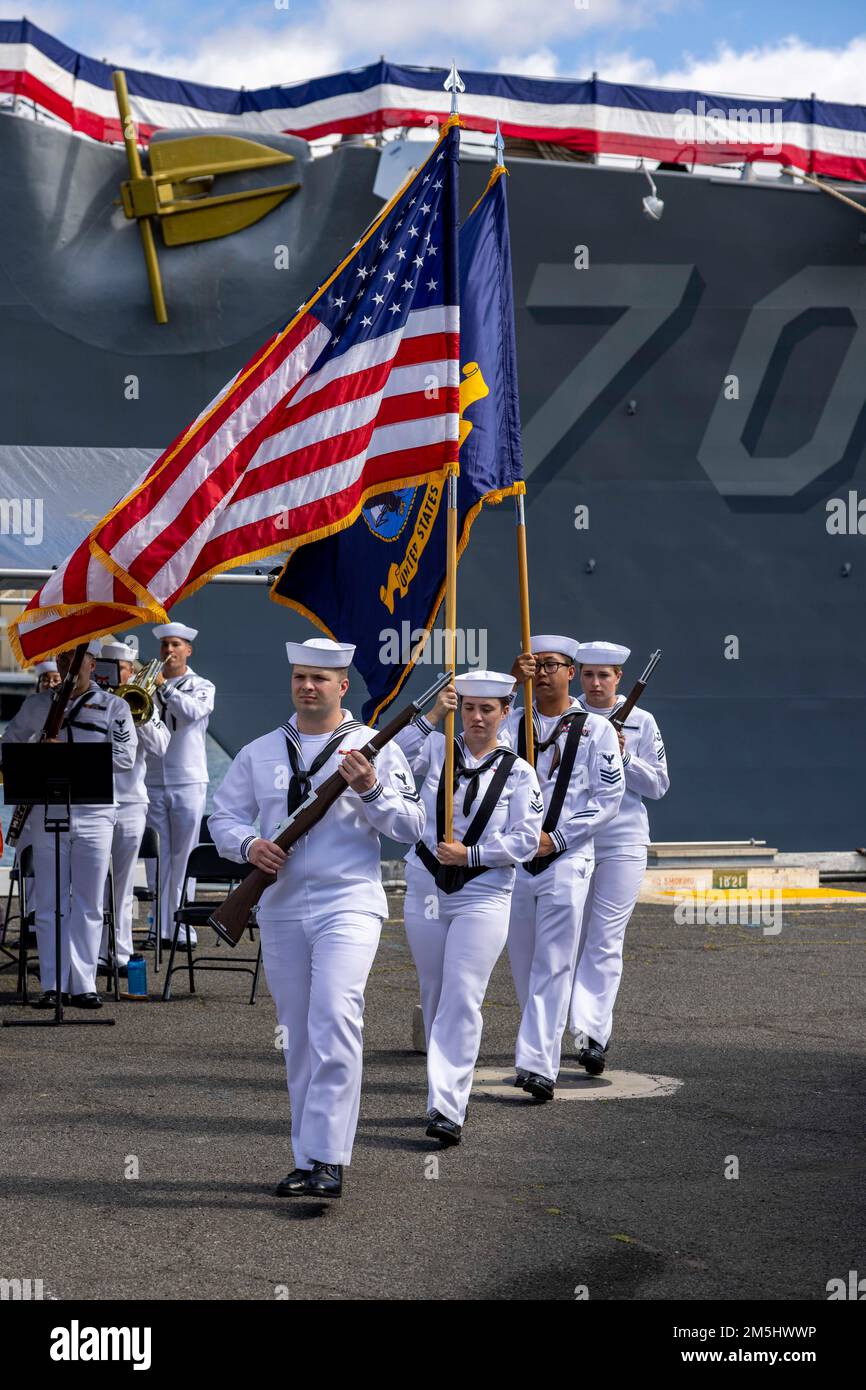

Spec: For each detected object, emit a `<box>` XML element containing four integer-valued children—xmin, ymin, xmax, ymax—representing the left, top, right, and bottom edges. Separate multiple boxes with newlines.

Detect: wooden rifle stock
<box><xmin>6</xmin><ymin>643</ymin><xmax>87</xmax><ymax>847</ymax></box>
<box><xmin>209</xmin><ymin>671</ymin><xmax>452</xmax><ymax>947</ymax></box>
<box><xmin>609</xmin><ymin>649</ymin><xmax>661</xmax><ymax>731</ymax></box>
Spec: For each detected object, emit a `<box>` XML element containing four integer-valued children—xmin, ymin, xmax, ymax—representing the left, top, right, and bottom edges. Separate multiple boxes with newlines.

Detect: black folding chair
<box><xmin>0</xmin><ymin>846</ymin><xmax>38</xmax><ymax>1002</ymax></box>
<box><xmin>133</xmin><ymin>825</ymin><xmax>162</xmax><ymax>972</ymax></box>
<box><xmin>198</xmin><ymin>816</ymin><xmax>214</xmax><ymax>845</ymax></box>
<box><xmin>0</xmin><ymin>854</ymin><xmax>23</xmax><ymax>973</ymax></box>
<box><xmin>161</xmin><ymin>844</ymin><xmax>261</xmax><ymax>1003</ymax></box>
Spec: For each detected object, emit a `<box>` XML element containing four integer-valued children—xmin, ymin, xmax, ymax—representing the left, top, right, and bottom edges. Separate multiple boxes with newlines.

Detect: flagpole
<box><xmin>491</xmin><ymin>121</ymin><xmax>536</xmax><ymax>766</ymax></box>
<box><xmin>443</xmin><ymin>465</ymin><xmax>459</xmax><ymax>841</ymax></box>
<box><xmin>514</xmin><ymin>484</ymin><xmax>535</xmax><ymax>765</ymax></box>
<box><xmin>442</xmin><ymin>61</ymin><xmax>464</xmax><ymax>844</ymax></box>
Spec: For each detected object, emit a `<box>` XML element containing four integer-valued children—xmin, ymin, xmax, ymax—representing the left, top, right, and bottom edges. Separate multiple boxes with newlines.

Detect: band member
<box><xmin>209</xmin><ymin>637</ymin><xmax>425</xmax><ymax>1201</ymax></box>
<box><xmin>505</xmin><ymin>635</ymin><xmax>624</xmax><ymax>1100</ymax></box>
<box><xmin>569</xmin><ymin>642</ymin><xmax>670</xmax><ymax>1073</ymax></box>
<box><xmin>144</xmin><ymin>622</ymin><xmax>214</xmax><ymax>946</ymax></box>
<box><xmin>396</xmin><ymin>672</ymin><xmax>542</xmax><ymax>1146</ymax></box>
<box><xmin>1</xmin><ymin>641</ymin><xmax>137</xmax><ymax>1007</ymax></box>
<box><xmin>34</xmin><ymin>660</ymin><xmax>61</xmax><ymax>692</ymax></box>
<box><xmin>98</xmin><ymin>641</ymin><xmax>171</xmax><ymax>975</ymax></box>
<box><xmin>5</xmin><ymin>665</ymin><xmax>60</xmax><ymax>884</ymax></box>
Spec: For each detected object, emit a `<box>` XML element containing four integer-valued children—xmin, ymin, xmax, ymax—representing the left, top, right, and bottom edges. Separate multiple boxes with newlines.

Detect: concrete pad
<box><xmin>472</xmin><ymin>1066</ymin><xmax>683</xmax><ymax>1102</ymax></box>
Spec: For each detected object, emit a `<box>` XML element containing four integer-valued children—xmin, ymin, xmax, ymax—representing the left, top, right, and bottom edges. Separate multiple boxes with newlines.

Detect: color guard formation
<box><xmin>1</xmin><ymin>626</ymin><xmax>667</xmax><ymax>1199</ymax></box>
<box><xmin>208</xmin><ymin>630</ymin><xmax>668</xmax><ymax>1199</ymax></box>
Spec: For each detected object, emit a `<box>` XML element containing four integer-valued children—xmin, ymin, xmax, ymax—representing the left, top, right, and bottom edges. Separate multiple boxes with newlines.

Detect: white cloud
<box><xmin>86</xmin><ymin>15</ymin><xmax>344</xmax><ymax>90</ymax></box>
<box><xmin>28</xmin><ymin>0</ymin><xmax>682</xmax><ymax>90</ymax></box>
<box><xmin>495</xmin><ymin>49</ymin><xmax>560</xmax><ymax>80</ymax></box>
<box><xmin>588</xmin><ymin>35</ymin><xmax>866</xmax><ymax>106</ymax></box>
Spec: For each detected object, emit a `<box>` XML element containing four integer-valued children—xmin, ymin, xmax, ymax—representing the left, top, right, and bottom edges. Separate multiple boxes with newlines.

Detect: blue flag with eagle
<box><xmin>272</xmin><ymin>163</ymin><xmax>523</xmax><ymax>723</ymax></box>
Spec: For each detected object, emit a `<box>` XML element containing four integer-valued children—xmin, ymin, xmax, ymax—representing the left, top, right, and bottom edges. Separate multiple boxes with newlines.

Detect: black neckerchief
<box><xmin>62</xmin><ymin>688</ymin><xmax>106</xmax><ymax>740</ymax></box>
<box><xmin>414</xmin><ymin>740</ymin><xmax>517</xmax><ymax>894</ymax></box>
<box><xmin>522</xmin><ymin>711</ymin><xmax>588</xmax><ymax>877</ymax></box>
<box><xmin>518</xmin><ymin>706</ymin><xmax>581</xmax><ymax>774</ymax></box>
<box><xmin>282</xmin><ymin>715</ymin><xmax>361</xmax><ymax>816</ymax></box>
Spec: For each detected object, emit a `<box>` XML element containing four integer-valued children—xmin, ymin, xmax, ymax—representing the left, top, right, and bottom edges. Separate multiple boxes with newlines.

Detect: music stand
<box><xmin>2</xmin><ymin>743</ymin><xmax>116</xmax><ymax>1028</ymax></box>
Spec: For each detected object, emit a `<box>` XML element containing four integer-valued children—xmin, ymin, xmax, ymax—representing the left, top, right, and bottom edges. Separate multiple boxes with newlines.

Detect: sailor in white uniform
<box><xmin>569</xmin><ymin>641</ymin><xmax>670</xmax><ymax>1072</ymax></box>
<box><xmin>1</xmin><ymin>640</ymin><xmax>137</xmax><ymax>1006</ymax></box>
<box><xmin>503</xmin><ymin>635</ymin><xmax>625</xmax><ymax>1100</ymax></box>
<box><xmin>98</xmin><ymin>641</ymin><xmax>171</xmax><ymax>974</ymax></box>
<box><xmin>144</xmin><ymin>622</ymin><xmax>215</xmax><ymax>946</ymax></box>
<box><xmin>209</xmin><ymin>637</ymin><xmax>425</xmax><ymax>1201</ymax></box>
<box><xmin>6</xmin><ymin>663</ymin><xmax>59</xmax><ymax>886</ymax></box>
<box><xmin>396</xmin><ymin>671</ymin><xmax>542</xmax><ymax>1145</ymax></box>
<box><xmin>34</xmin><ymin>659</ymin><xmax>61</xmax><ymax>692</ymax></box>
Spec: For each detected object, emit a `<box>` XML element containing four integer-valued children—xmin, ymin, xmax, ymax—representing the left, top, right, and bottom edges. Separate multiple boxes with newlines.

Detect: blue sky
<box><xmin>15</xmin><ymin>0</ymin><xmax>866</xmax><ymax>102</ymax></box>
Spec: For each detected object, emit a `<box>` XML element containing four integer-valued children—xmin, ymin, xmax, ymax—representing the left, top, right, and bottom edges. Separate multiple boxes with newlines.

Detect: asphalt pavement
<box><xmin>1</xmin><ymin>889</ymin><xmax>863</xmax><ymax>1301</ymax></box>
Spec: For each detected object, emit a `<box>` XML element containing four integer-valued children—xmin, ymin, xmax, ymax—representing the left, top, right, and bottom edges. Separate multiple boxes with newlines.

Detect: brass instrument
<box><xmin>115</xmin><ymin>658</ymin><xmax>165</xmax><ymax>724</ymax></box>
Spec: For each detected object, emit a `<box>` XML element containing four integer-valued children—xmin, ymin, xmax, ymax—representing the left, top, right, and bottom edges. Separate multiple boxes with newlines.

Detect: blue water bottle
<box><xmin>127</xmin><ymin>953</ymin><xmax>148</xmax><ymax>997</ymax></box>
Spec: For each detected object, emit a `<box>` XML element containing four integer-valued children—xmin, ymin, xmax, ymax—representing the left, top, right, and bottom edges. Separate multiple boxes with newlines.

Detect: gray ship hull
<box><xmin>2</xmin><ymin>114</ymin><xmax>864</xmax><ymax>849</ymax></box>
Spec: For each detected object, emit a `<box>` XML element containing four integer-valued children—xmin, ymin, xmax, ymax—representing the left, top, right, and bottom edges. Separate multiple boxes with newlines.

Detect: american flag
<box><xmin>9</xmin><ymin>120</ymin><xmax>461</xmax><ymax>667</ymax></box>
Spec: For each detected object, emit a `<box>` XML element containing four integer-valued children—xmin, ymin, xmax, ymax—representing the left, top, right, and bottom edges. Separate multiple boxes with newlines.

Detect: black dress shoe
<box><xmin>300</xmin><ymin>1161</ymin><xmax>343</xmax><ymax>1198</ymax></box>
<box><xmin>274</xmin><ymin>1167</ymin><xmax>312</xmax><ymax>1197</ymax></box>
<box><xmin>514</xmin><ymin>1067</ymin><xmax>530</xmax><ymax>1087</ymax></box>
<box><xmin>578</xmin><ymin>1038</ymin><xmax>607</xmax><ymax>1075</ymax></box>
<box><xmin>69</xmin><ymin>992</ymin><xmax>103</xmax><ymax>1010</ymax></box>
<box><xmin>33</xmin><ymin>990</ymin><xmax>70</xmax><ymax>1009</ymax></box>
<box><xmin>425</xmin><ymin>1115</ymin><xmax>462</xmax><ymax>1146</ymax></box>
<box><xmin>522</xmin><ymin>1072</ymin><xmax>555</xmax><ymax>1102</ymax></box>
<box><xmin>97</xmin><ymin>962</ymin><xmax>128</xmax><ymax>978</ymax></box>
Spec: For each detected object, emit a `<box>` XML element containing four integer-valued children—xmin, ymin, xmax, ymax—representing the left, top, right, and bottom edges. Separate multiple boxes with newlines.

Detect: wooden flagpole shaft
<box><xmin>514</xmin><ymin>488</ymin><xmax>535</xmax><ymax>765</ymax></box>
<box><xmin>443</xmin><ymin>466</ymin><xmax>459</xmax><ymax>840</ymax></box>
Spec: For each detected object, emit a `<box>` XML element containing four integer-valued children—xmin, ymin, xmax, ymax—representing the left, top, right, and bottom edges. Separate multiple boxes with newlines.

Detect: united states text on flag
<box><xmin>9</xmin><ymin>118</ymin><xmax>461</xmax><ymax>666</ymax></box>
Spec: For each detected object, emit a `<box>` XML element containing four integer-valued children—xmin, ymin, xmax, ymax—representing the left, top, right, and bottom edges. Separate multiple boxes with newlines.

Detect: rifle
<box><xmin>209</xmin><ymin>670</ymin><xmax>453</xmax><ymax>947</ymax></box>
<box><xmin>6</xmin><ymin>643</ymin><xmax>88</xmax><ymax>847</ymax></box>
<box><xmin>609</xmin><ymin>650</ymin><xmax>661</xmax><ymax>731</ymax></box>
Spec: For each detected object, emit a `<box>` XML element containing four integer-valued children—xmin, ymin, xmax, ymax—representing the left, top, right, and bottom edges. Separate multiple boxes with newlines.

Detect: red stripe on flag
<box><xmin>176</xmin><ymin>438</ymin><xmax>457</xmax><ymax>600</ymax></box>
<box><xmin>95</xmin><ymin>315</ymin><xmax>320</xmax><ymax>553</ymax></box>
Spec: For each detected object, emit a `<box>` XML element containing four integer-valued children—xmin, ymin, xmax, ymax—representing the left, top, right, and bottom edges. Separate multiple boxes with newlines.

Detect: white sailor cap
<box><xmin>33</xmin><ymin>660</ymin><xmax>58</xmax><ymax>674</ymax></box>
<box><xmin>152</xmin><ymin>622</ymin><xmax>198</xmax><ymax>642</ymax></box>
<box><xmin>454</xmin><ymin>670</ymin><xmax>516</xmax><ymax>698</ymax></box>
<box><xmin>530</xmin><ymin>634</ymin><xmax>580</xmax><ymax>662</ymax></box>
<box><xmin>101</xmin><ymin>641</ymin><xmax>134</xmax><ymax>661</ymax></box>
<box><xmin>85</xmin><ymin>640</ymin><xmax>103</xmax><ymax>657</ymax></box>
<box><xmin>286</xmin><ymin>637</ymin><xmax>356</xmax><ymax>668</ymax></box>
<box><xmin>577</xmin><ymin>641</ymin><xmax>630</xmax><ymax>666</ymax></box>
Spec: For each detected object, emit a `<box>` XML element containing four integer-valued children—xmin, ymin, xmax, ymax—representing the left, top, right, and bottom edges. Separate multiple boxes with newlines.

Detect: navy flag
<box><xmin>273</xmin><ymin>163</ymin><xmax>523</xmax><ymax>724</ymax></box>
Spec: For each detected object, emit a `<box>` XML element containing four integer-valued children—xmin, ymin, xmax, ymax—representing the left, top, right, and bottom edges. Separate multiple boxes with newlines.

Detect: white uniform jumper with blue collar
<box><xmin>209</xmin><ymin>710</ymin><xmax>424</xmax><ymax>1170</ymax></box>
<box><xmin>502</xmin><ymin>699</ymin><xmax>625</xmax><ymax>1081</ymax></box>
<box><xmin>396</xmin><ymin>717</ymin><xmax>542</xmax><ymax>1124</ymax></box>
<box><xmin>144</xmin><ymin>667</ymin><xmax>214</xmax><ymax>940</ymax></box>
<box><xmin>1</xmin><ymin>683</ymin><xmax>137</xmax><ymax>994</ymax></box>
<box><xmin>569</xmin><ymin>694</ymin><xmax>669</xmax><ymax>1047</ymax></box>
<box><xmin>101</xmin><ymin>705</ymin><xmax>171</xmax><ymax>966</ymax></box>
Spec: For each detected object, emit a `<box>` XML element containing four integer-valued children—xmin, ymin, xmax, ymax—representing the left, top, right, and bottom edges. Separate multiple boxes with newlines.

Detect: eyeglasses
<box><xmin>534</xmin><ymin>659</ymin><xmax>570</xmax><ymax>675</ymax></box>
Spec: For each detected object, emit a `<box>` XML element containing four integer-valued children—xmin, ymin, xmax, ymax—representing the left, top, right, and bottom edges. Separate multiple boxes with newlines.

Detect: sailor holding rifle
<box><xmin>209</xmin><ymin>637</ymin><xmax>425</xmax><ymax>1201</ymax></box>
<box><xmin>144</xmin><ymin>622</ymin><xmax>214</xmax><ymax>947</ymax></box>
<box><xmin>1</xmin><ymin>640</ymin><xmax>137</xmax><ymax>1008</ymax></box>
<box><xmin>395</xmin><ymin>671</ymin><xmax>542</xmax><ymax>1147</ymax></box>
<box><xmin>505</xmin><ymin>635</ymin><xmax>624</xmax><ymax>1101</ymax></box>
<box><xmin>569</xmin><ymin>641</ymin><xmax>669</xmax><ymax>1073</ymax></box>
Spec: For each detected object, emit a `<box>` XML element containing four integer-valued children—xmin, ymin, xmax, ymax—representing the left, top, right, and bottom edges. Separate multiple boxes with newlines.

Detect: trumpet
<box><xmin>114</xmin><ymin>658</ymin><xmax>165</xmax><ymax>724</ymax></box>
